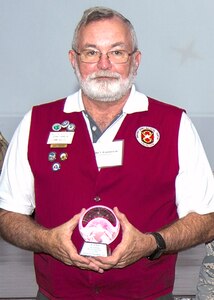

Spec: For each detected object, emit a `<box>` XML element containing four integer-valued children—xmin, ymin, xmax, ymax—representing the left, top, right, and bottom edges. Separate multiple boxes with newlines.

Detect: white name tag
<box><xmin>93</xmin><ymin>140</ymin><xmax>124</xmax><ymax>168</ymax></box>
<box><xmin>47</xmin><ymin>132</ymin><xmax>74</xmax><ymax>145</ymax></box>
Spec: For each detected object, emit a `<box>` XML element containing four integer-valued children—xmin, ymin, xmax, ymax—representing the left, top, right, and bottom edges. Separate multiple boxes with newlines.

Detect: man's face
<box><xmin>69</xmin><ymin>17</ymin><xmax>141</xmax><ymax>102</ymax></box>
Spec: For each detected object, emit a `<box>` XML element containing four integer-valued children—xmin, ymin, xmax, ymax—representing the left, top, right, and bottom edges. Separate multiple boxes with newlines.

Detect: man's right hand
<box><xmin>0</xmin><ymin>208</ymin><xmax>104</xmax><ymax>273</ymax></box>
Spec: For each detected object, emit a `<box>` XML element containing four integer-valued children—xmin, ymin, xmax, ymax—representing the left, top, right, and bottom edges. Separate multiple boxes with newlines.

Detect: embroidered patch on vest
<box><xmin>136</xmin><ymin>126</ymin><xmax>160</xmax><ymax>147</ymax></box>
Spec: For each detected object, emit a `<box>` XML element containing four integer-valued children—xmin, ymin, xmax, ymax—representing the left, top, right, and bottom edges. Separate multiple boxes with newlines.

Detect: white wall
<box><xmin>0</xmin><ymin>0</ymin><xmax>214</xmax><ymax>167</ymax></box>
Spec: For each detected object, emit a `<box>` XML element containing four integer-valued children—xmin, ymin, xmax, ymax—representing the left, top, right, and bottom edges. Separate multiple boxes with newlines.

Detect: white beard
<box><xmin>74</xmin><ymin>65</ymin><xmax>136</xmax><ymax>102</ymax></box>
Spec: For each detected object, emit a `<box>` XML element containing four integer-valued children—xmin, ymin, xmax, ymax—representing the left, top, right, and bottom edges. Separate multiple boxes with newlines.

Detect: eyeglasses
<box><xmin>73</xmin><ymin>49</ymin><xmax>136</xmax><ymax>64</ymax></box>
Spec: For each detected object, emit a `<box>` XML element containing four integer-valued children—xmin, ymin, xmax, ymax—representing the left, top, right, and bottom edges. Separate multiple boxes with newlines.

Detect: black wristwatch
<box><xmin>147</xmin><ymin>232</ymin><xmax>166</xmax><ymax>260</ymax></box>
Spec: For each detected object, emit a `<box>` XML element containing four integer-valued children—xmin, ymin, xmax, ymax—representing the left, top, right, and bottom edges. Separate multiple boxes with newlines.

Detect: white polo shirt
<box><xmin>0</xmin><ymin>86</ymin><xmax>214</xmax><ymax>218</ymax></box>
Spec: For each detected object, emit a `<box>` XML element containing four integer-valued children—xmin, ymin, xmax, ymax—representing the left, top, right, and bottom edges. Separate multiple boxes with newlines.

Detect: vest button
<box><xmin>94</xmin><ymin>196</ymin><xmax>101</xmax><ymax>202</ymax></box>
<box><xmin>94</xmin><ymin>286</ymin><xmax>101</xmax><ymax>294</ymax></box>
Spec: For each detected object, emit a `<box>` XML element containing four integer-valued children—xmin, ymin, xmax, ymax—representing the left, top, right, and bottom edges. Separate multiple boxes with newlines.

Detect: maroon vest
<box><xmin>28</xmin><ymin>96</ymin><xmax>183</xmax><ymax>299</ymax></box>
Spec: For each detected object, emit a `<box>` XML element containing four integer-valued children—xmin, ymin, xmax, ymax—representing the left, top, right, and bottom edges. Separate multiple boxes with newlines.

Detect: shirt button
<box><xmin>94</xmin><ymin>196</ymin><xmax>101</xmax><ymax>202</ymax></box>
<box><xmin>92</xmin><ymin>126</ymin><xmax>97</xmax><ymax>131</ymax></box>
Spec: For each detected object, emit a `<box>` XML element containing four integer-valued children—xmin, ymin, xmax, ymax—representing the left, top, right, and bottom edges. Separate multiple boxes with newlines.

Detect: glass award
<box><xmin>79</xmin><ymin>205</ymin><xmax>120</xmax><ymax>257</ymax></box>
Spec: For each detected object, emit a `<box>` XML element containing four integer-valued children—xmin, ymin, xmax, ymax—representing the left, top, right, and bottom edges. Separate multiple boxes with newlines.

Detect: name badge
<box><xmin>47</xmin><ymin>132</ymin><xmax>74</xmax><ymax>145</ymax></box>
<box><xmin>93</xmin><ymin>140</ymin><xmax>124</xmax><ymax>168</ymax></box>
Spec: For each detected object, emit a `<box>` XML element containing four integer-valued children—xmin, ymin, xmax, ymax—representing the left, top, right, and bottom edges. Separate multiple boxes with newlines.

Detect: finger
<box><xmin>113</xmin><ymin>207</ymin><xmax>128</xmax><ymax>226</ymax></box>
<box><xmin>87</xmin><ymin>260</ymin><xmax>104</xmax><ymax>273</ymax></box>
<box><xmin>68</xmin><ymin>209</ymin><xmax>86</xmax><ymax>230</ymax></box>
<box><xmin>90</xmin><ymin>254</ymin><xmax>119</xmax><ymax>269</ymax></box>
<box><xmin>72</xmin><ymin>254</ymin><xmax>104</xmax><ymax>273</ymax></box>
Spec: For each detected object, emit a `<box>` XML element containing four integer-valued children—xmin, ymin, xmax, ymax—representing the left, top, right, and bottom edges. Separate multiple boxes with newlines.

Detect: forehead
<box><xmin>77</xmin><ymin>17</ymin><xmax>132</xmax><ymax>49</ymax></box>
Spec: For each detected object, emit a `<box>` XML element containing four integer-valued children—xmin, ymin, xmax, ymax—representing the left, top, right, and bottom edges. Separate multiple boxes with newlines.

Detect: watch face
<box><xmin>79</xmin><ymin>205</ymin><xmax>120</xmax><ymax>245</ymax></box>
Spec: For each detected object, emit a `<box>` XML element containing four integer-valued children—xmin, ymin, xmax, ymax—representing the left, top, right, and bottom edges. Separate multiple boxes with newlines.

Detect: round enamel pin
<box><xmin>61</xmin><ymin>120</ymin><xmax>70</xmax><ymax>128</ymax></box>
<box><xmin>66</xmin><ymin>123</ymin><xmax>76</xmax><ymax>132</ymax></box>
<box><xmin>60</xmin><ymin>152</ymin><xmax>68</xmax><ymax>161</ymax></box>
<box><xmin>52</xmin><ymin>162</ymin><xmax>61</xmax><ymax>171</ymax></box>
<box><xmin>52</xmin><ymin>123</ymin><xmax>62</xmax><ymax>131</ymax></box>
<box><xmin>136</xmin><ymin>126</ymin><xmax>160</xmax><ymax>147</ymax></box>
<box><xmin>48</xmin><ymin>151</ymin><xmax>57</xmax><ymax>162</ymax></box>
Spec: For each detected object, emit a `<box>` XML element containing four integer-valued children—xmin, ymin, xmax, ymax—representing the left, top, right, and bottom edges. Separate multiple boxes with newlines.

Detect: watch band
<box><xmin>147</xmin><ymin>232</ymin><xmax>166</xmax><ymax>260</ymax></box>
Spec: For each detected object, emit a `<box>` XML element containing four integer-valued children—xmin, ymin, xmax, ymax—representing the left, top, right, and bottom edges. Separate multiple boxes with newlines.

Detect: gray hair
<box><xmin>72</xmin><ymin>7</ymin><xmax>138</xmax><ymax>51</ymax></box>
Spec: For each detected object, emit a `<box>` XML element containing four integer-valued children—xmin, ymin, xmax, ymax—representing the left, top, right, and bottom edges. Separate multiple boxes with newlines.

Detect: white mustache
<box><xmin>88</xmin><ymin>71</ymin><xmax>121</xmax><ymax>80</ymax></box>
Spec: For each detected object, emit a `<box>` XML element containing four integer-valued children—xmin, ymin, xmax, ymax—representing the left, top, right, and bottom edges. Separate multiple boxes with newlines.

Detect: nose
<box><xmin>97</xmin><ymin>53</ymin><xmax>112</xmax><ymax>70</ymax></box>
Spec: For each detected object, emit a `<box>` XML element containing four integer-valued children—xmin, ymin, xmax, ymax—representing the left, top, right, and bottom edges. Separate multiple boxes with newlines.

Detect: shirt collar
<box><xmin>63</xmin><ymin>85</ymin><xmax>148</xmax><ymax>114</ymax></box>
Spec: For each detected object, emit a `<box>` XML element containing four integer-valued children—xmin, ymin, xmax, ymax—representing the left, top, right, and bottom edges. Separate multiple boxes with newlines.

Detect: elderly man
<box><xmin>0</xmin><ymin>6</ymin><xmax>214</xmax><ymax>300</ymax></box>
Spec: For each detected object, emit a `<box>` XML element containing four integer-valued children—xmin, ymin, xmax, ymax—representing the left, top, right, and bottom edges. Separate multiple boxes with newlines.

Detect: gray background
<box><xmin>1</xmin><ymin>0</ymin><xmax>214</xmax><ymax>168</ymax></box>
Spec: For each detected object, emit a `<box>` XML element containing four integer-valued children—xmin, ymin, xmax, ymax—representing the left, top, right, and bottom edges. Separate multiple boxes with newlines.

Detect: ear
<box><xmin>68</xmin><ymin>50</ymin><xmax>76</xmax><ymax>68</ymax></box>
<box><xmin>134</xmin><ymin>50</ymin><xmax>141</xmax><ymax>70</ymax></box>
